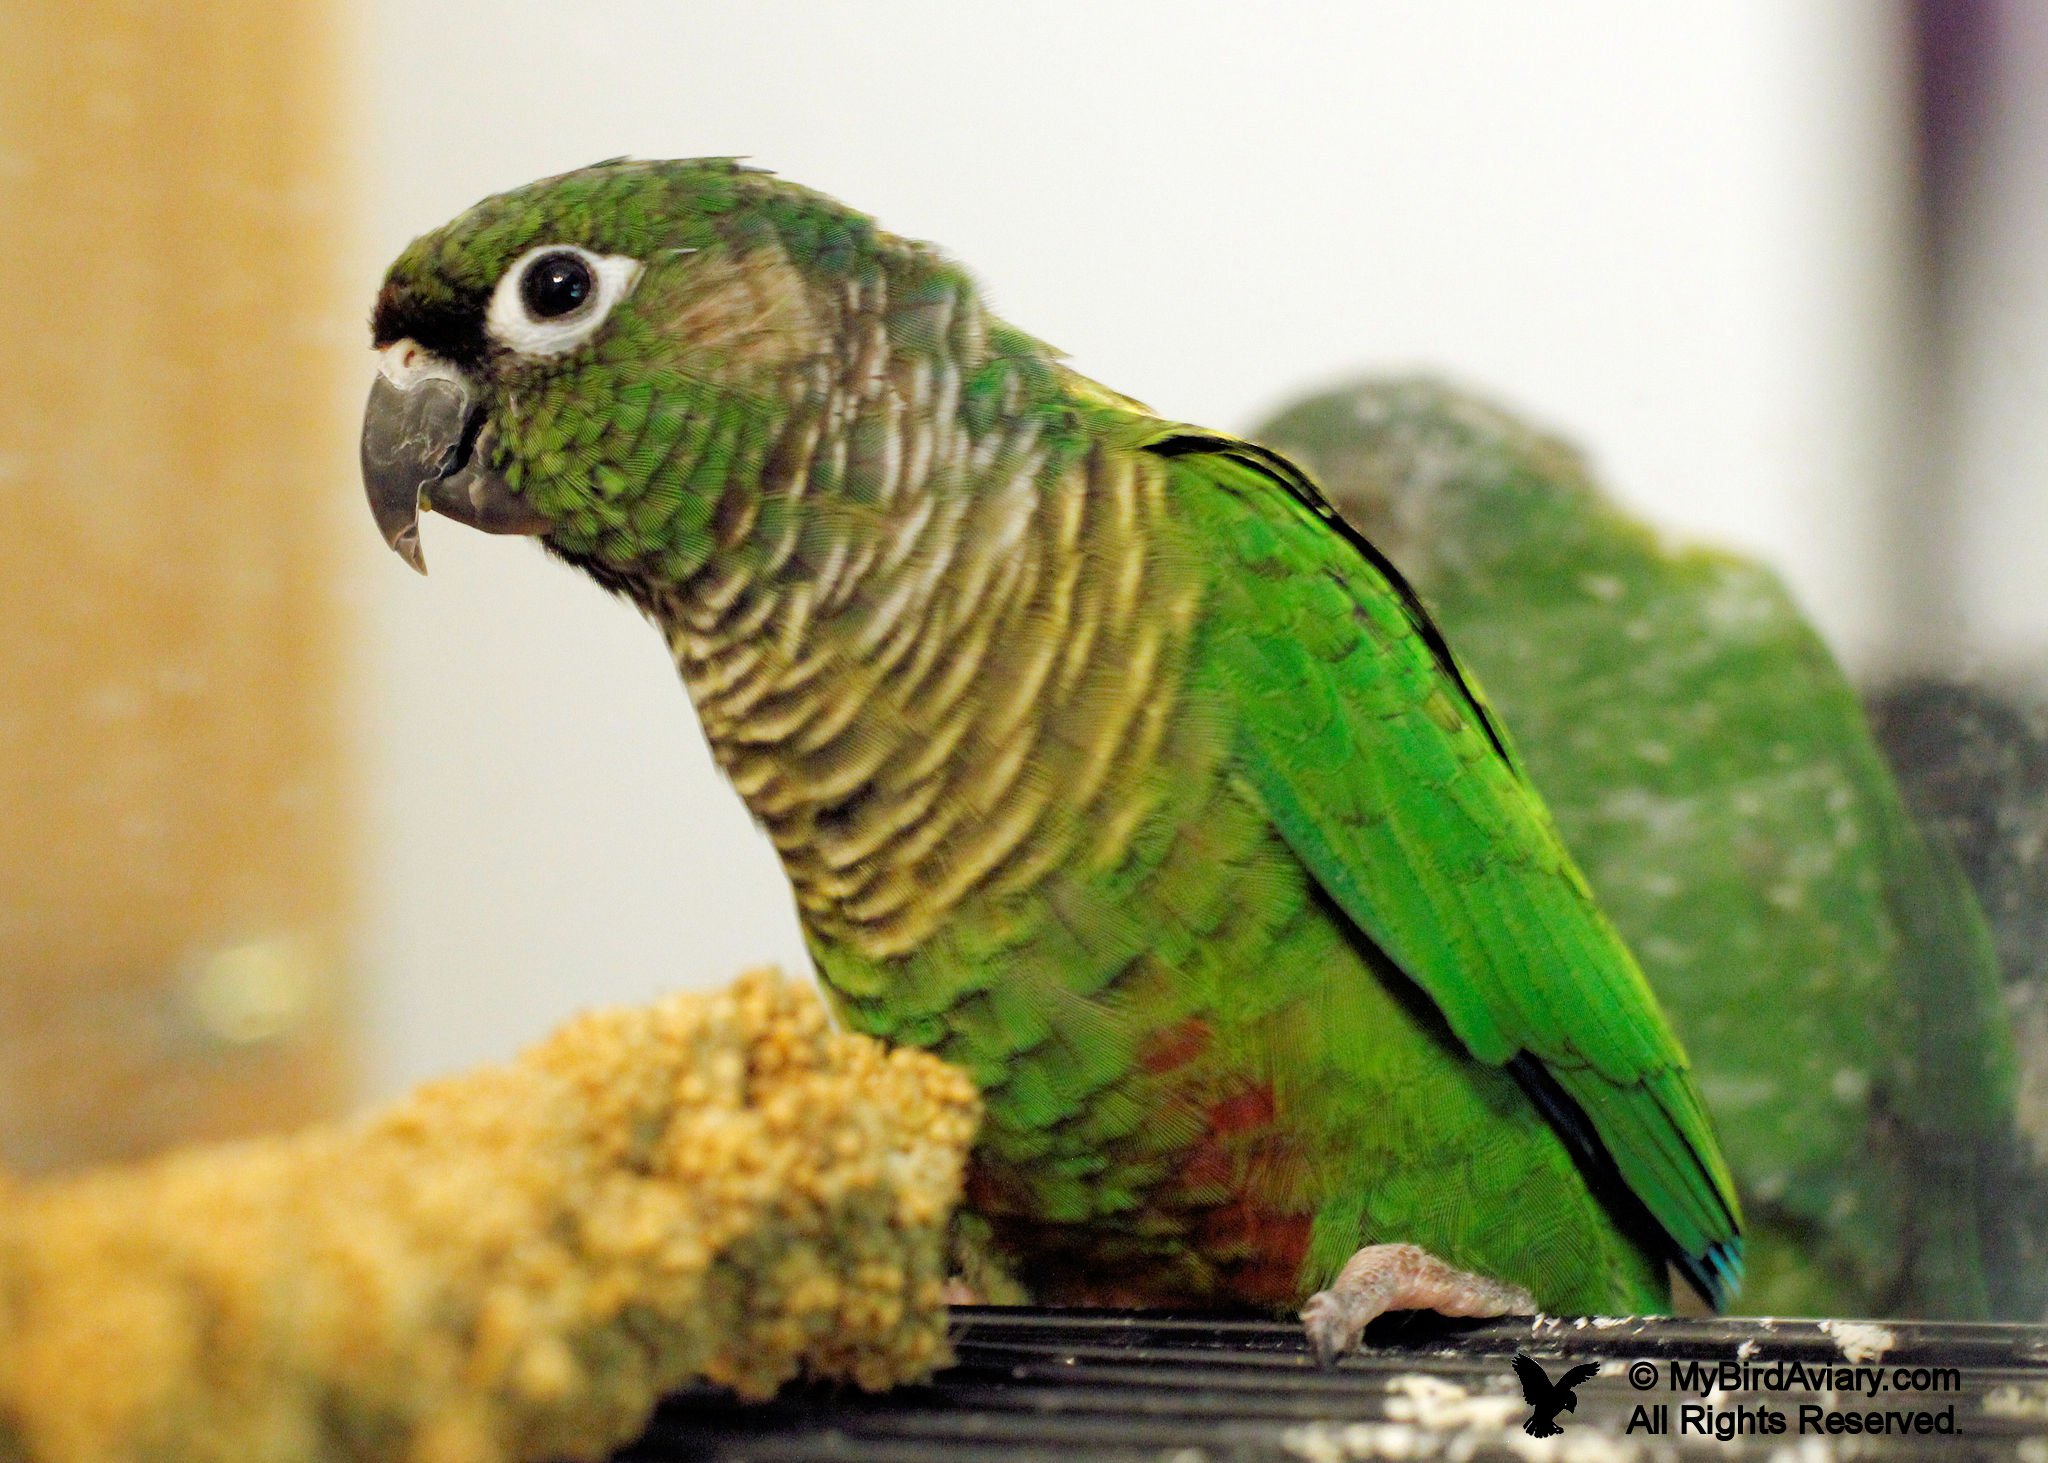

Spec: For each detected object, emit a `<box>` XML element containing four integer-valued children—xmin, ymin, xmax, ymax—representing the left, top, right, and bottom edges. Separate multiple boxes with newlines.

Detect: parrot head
<box><xmin>361</xmin><ymin>157</ymin><xmax>904</xmax><ymax>579</ymax></box>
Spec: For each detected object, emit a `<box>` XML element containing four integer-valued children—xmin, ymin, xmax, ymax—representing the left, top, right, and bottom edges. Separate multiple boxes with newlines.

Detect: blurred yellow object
<box><xmin>0</xmin><ymin>970</ymin><xmax>980</xmax><ymax>1463</ymax></box>
<box><xmin>0</xmin><ymin>5</ymin><xmax>358</xmax><ymax>1168</ymax></box>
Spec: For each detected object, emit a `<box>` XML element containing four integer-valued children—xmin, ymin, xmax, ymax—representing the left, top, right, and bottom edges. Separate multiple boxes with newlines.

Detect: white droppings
<box><xmin>1281</xmin><ymin>1422</ymin><xmax>1351</xmax><ymax>1463</ymax></box>
<box><xmin>1282</xmin><ymin>1421</ymin><xmax>1430</xmax><ymax>1463</ymax></box>
<box><xmin>1816</xmin><ymin>1320</ymin><xmax>1894</xmax><ymax>1364</ymax></box>
<box><xmin>1508</xmin><ymin>1429</ymin><xmax>1642</xmax><ymax>1463</ymax></box>
<box><xmin>1285</xmin><ymin>1385</ymin><xmax>1648</xmax><ymax>1463</ymax></box>
<box><xmin>1736</xmin><ymin>1339</ymin><xmax>1759</xmax><ymax>1361</ymax></box>
<box><xmin>1985</xmin><ymin>1381</ymin><xmax>2048</xmax><ymax>1419</ymax></box>
<box><xmin>1385</xmin><ymin>1373</ymin><xmax>1523</xmax><ymax>1431</ymax></box>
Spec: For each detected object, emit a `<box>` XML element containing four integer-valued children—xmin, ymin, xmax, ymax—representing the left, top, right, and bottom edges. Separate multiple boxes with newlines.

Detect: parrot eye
<box><xmin>485</xmin><ymin>244</ymin><xmax>644</xmax><ymax>359</ymax></box>
<box><xmin>521</xmin><ymin>252</ymin><xmax>592</xmax><ymax>318</ymax></box>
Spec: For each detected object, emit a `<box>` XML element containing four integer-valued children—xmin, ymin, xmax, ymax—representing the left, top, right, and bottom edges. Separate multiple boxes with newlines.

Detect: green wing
<box><xmin>1255</xmin><ymin>377</ymin><xmax>2033</xmax><ymax>1318</ymax></box>
<box><xmin>1144</xmin><ymin>425</ymin><xmax>1744</xmax><ymax>1306</ymax></box>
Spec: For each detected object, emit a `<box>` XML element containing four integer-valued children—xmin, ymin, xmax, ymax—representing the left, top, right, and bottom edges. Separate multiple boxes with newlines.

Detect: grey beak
<box><xmin>360</xmin><ymin>371</ymin><xmax>549</xmax><ymax>574</ymax></box>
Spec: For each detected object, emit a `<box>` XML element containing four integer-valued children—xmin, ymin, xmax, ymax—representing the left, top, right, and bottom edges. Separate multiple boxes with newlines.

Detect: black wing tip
<box><xmin>1506</xmin><ymin>1054</ymin><xmax>1744</xmax><ymax>1312</ymax></box>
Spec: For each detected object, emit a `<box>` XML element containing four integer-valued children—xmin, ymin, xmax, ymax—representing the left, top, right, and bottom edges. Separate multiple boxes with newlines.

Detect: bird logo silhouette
<box><xmin>1512</xmin><ymin>1353</ymin><xmax>1602</xmax><ymax>1436</ymax></box>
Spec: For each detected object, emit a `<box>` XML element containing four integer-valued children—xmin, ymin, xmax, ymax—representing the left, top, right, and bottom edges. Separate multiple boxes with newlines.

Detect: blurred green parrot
<box><xmin>360</xmin><ymin>160</ymin><xmax>1741</xmax><ymax>1353</ymax></box>
<box><xmin>1255</xmin><ymin>378</ymin><xmax>2034</xmax><ymax>1319</ymax></box>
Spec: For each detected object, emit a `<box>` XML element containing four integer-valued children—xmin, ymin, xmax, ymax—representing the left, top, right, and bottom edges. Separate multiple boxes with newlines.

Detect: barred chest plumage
<box><xmin>649</xmin><ymin>320</ymin><xmax>1206</xmax><ymax>963</ymax></box>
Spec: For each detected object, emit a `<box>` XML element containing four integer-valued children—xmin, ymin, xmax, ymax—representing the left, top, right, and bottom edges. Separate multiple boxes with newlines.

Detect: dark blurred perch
<box><xmin>624</xmin><ymin>1307</ymin><xmax>2048</xmax><ymax>1460</ymax></box>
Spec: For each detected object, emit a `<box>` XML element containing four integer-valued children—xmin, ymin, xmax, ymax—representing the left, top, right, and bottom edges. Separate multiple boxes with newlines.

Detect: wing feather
<box><xmin>1145</xmin><ymin>425</ymin><xmax>1743</xmax><ymax>1305</ymax></box>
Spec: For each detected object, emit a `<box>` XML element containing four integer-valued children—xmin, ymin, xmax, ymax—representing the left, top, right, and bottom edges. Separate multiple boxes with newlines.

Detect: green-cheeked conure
<box><xmin>361</xmin><ymin>160</ymin><xmax>1741</xmax><ymax>1354</ymax></box>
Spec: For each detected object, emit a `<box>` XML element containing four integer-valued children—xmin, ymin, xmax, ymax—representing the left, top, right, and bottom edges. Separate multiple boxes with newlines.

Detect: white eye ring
<box><xmin>485</xmin><ymin>244</ymin><xmax>644</xmax><ymax>358</ymax></box>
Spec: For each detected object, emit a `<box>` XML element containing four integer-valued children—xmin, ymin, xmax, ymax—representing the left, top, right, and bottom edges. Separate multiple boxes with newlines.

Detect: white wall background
<box><xmin>344</xmin><ymin>1</ymin><xmax>1925</xmax><ymax>1097</ymax></box>
<box><xmin>1952</xmin><ymin>1</ymin><xmax>2048</xmax><ymax>663</ymax></box>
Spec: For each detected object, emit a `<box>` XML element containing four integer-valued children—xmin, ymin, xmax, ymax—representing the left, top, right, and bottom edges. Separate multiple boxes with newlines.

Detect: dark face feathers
<box><xmin>370</xmin><ymin>282</ymin><xmax>491</xmax><ymax>373</ymax></box>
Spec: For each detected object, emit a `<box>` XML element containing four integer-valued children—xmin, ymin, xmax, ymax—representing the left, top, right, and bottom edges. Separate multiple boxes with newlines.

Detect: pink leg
<box><xmin>1300</xmin><ymin>1242</ymin><xmax>1536</xmax><ymax>1365</ymax></box>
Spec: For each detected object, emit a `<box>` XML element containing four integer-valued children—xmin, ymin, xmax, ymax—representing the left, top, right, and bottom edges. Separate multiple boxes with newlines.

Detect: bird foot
<box><xmin>1301</xmin><ymin>1242</ymin><xmax>1536</xmax><ymax>1366</ymax></box>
